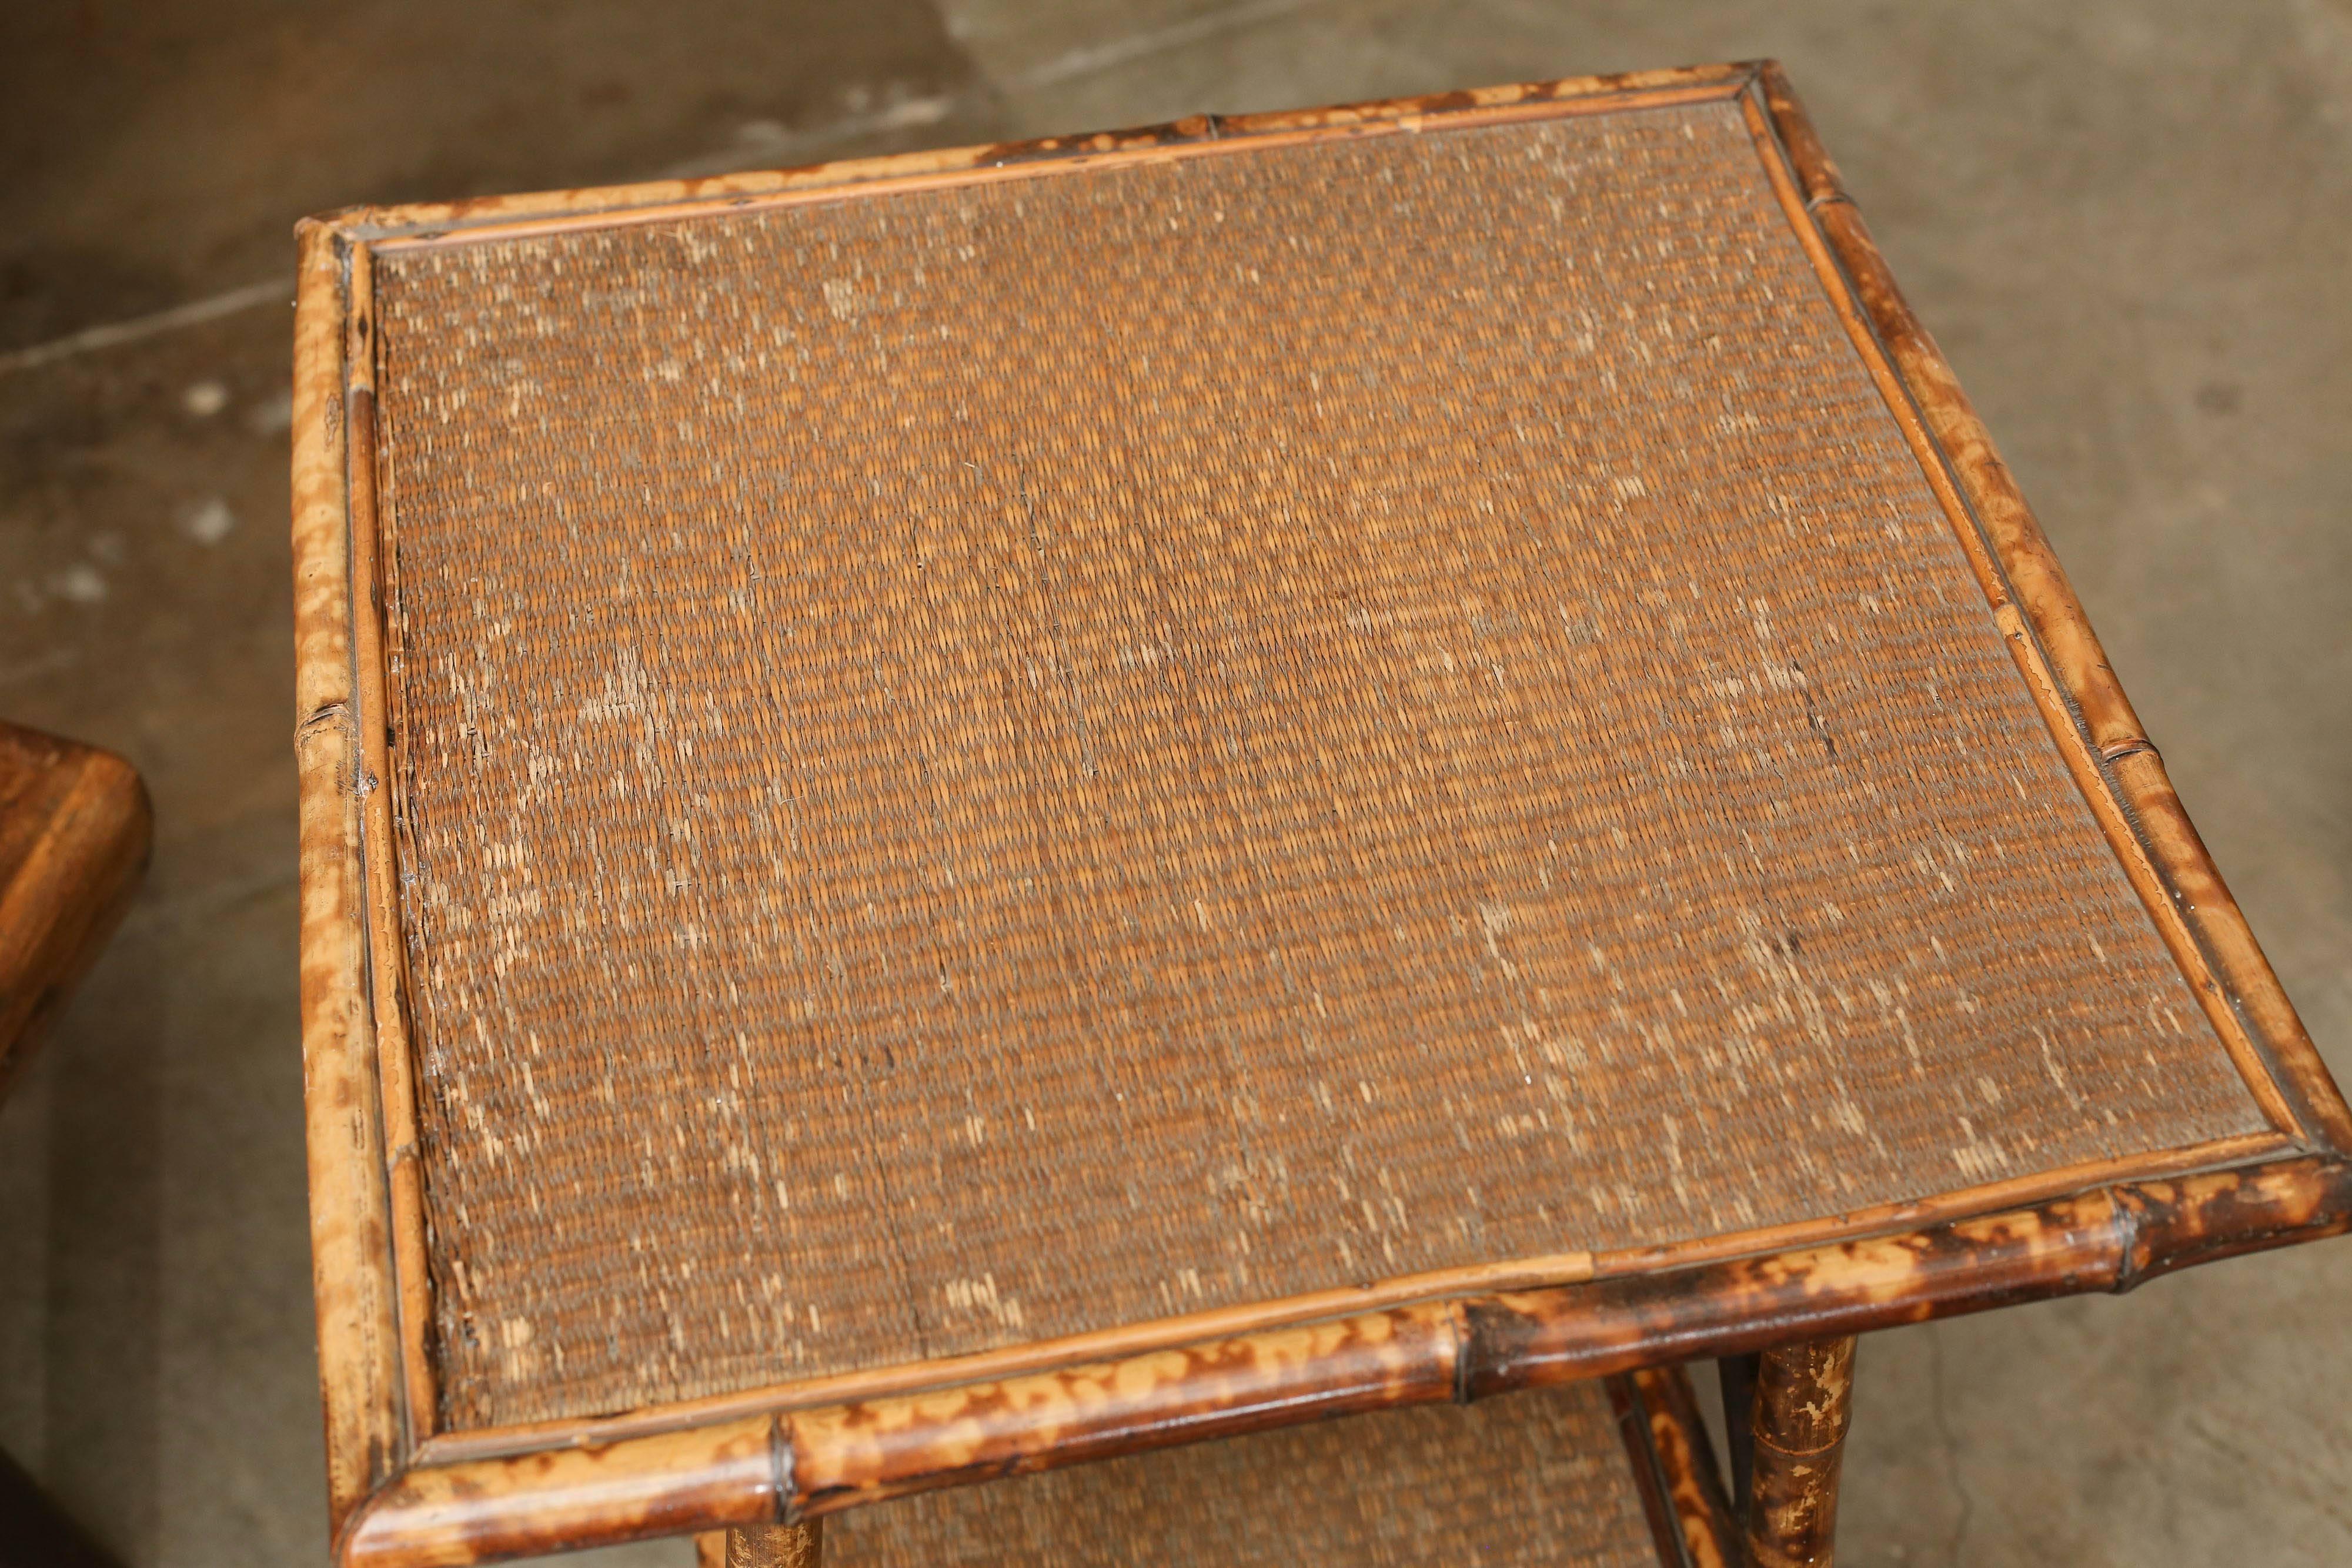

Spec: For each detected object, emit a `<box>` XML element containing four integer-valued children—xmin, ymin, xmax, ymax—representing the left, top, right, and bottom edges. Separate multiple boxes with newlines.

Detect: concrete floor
<box><xmin>3</xmin><ymin>1</ymin><xmax>2349</xmax><ymax>1563</ymax></box>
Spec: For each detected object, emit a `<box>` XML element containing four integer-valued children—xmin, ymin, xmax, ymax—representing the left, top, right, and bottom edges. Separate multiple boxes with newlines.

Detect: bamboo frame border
<box><xmin>331</xmin><ymin>1156</ymin><xmax>2351</xmax><ymax>1567</ymax></box>
<box><xmin>286</xmin><ymin>61</ymin><xmax>2352</xmax><ymax>1567</ymax></box>
<box><xmin>293</xmin><ymin>220</ymin><xmax>408</xmax><ymax>1535</ymax></box>
<box><xmin>689</xmin><ymin>1366</ymin><xmax>1726</xmax><ymax>1568</ymax></box>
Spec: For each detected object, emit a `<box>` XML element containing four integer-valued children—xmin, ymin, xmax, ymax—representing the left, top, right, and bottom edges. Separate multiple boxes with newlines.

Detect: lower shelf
<box><xmin>776</xmin><ymin>1373</ymin><xmax>1724</xmax><ymax>1567</ymax></box>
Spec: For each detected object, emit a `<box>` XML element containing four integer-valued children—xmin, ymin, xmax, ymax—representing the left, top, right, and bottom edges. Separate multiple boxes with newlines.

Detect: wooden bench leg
<box><xmin>710</xmin><ymin>1522</ymin><xmax>821</xmax><ymax>1567</ymax></box>
<box><xmin>1745</xmin><ymin>1336</ymin><xmax>1855</xmax><ymax>1568</ymax></box>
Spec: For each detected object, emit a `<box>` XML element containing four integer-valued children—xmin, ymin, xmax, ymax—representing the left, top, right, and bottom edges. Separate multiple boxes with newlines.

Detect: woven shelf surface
<box><xmin>369</xmin><ymin>96</ymin><xmax>2269</xmax><ymax>1427</ymax></box>
<box><xmin>824</xmin><ymin>1382</ymin><xmax>1660</xmax><ymax>1567</ymax></box>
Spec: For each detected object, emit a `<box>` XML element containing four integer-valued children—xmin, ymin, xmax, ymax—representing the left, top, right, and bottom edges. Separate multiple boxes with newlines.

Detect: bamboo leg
<box><xmin>1745</xmin><ymin>1336</ymin><xmax>1855</xmax><ymax>1568</ymax></box>
<box><xmin>719</xmin><ymin>1521</ymin><xmax>822</xmax><ymax>1567</ymax></box>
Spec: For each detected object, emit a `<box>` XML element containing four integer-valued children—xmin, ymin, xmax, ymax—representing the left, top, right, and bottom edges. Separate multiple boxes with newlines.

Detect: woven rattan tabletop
<box><xmin>290</xmin><ymin>61</ymin><xmax>2349</xmax><ymax>1566</ymax></box>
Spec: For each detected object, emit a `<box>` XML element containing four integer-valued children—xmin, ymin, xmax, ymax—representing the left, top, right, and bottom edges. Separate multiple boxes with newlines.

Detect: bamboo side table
<box><xmin>288</xmin><ymin>62</ymin><xmax>2351</xmax><ymax>1568</ymax></box>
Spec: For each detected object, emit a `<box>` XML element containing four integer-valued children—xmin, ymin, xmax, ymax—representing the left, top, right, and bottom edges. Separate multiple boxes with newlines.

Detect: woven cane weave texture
<box><xmin>372</xmin><ymin>97</ymin><xmax>2267</xmax><ymax>1429</ymax></box>
<box><xmin>826</xmin><ymin>1381</ymin><xmax>1657</xmax><ymax>1567</ymax></box>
